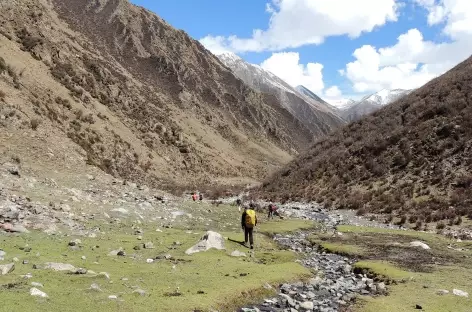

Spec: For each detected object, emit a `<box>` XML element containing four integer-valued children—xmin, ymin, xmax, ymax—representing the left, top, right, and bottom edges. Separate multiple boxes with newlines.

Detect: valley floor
<box><xmin>1</xmin><ymin>163</ymin><xmax>471</xmax><ymax>312</ymax></box>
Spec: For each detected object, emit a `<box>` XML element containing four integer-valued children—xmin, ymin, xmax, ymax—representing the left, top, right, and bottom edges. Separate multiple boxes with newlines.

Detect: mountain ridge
<box><xmin>0</xmin><ymin>0</ymin><xmax>317</xmax><ymax>189</ymax></box>
<box><xmin>217</xmin><ymin>52</ymin><xmax>345</xmax><ymax>139</ymax></box>
<box><xmin>259</xmin><ymin>54</ymin><xmax>472</xmax><ymax>223</ymax></box>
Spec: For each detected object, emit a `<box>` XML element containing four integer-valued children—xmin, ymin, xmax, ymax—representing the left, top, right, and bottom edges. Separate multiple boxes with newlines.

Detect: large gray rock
<box><xmin>44</xmin><ymin>262</ymin><xmax>76</xmax><ymax>272</ymax></box>
<box><xmin>185</xmin><ymin>231</ymin><xmax>225</xmax><ymax>255</ymax></box>
<box><xmin>0</xmin><ymin>263</ymin><xmax>15</xmax><ymax>275</ymax></box>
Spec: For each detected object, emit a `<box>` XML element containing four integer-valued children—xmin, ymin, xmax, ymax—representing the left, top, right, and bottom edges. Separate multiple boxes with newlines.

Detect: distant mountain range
<box><xmin>217</xmin><ymin>52</ymin><xmax>345</xmax><ymax>139</ymax></box>
<box><xmin>341</xmin><ymin>89</ymin><xmax>413</xmax><ymax>122</ymax></box>
<box><xmin>218</xmin><ymin>52</ymin><xmax>412</xmax><ymax>129</ymax></box>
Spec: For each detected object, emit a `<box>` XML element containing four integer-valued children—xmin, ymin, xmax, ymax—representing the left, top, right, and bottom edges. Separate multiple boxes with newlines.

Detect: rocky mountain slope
<box><xmin>260</xmin><ymin>55</ymin><xmax>472</xmax><ymax>224</ymax></box>
<box><xmin>217</xmin><ymin>53</ymin><xmax>345</xmax><ymax>138</ymax></box>
<box><xmin>0</xmin><ymin>0</ymin><xmax>317</xmax><ymax>189</ymax></box>
<box><xmin>342</xmin><ymin>89</ymin><xmax>412</xmax><ymax>122</ymax></box>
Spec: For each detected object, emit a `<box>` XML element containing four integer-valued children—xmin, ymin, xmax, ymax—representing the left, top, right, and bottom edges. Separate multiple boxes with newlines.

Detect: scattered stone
<box><xmin>23</xmin><ymin>260</ymin><xmax>29</xmax><ymax>265</ymax></box>
<box><xmin>81</xmin><ymin>256</ymin><xmax>86</xmax><ymax>260</ymax></box>
<box><xmin>436</xmin><ymin>289</ymin><xmax>449</xmax><ymax>295</ymax></box>
<box><xmin>0</xmin><ymin>263</ymin><xmax>15</xmax><ymax>275</ymax></box>
<box><xmin>299</xmin><ymin>301</ymin><xmax>314</xmax><ymax>310</ymax></box>
<box><xmin>117</xmin><ymin>250</ymin><xmax>126</xmax><ymax>257</ymax></box>
<box><xmin>6</xmin><ymin>163</ymin><xmax>20</xmax><ymax>176</ymax></box>
<box><xmin>98</xmin><ymin>272</ymin><xmax>110</xmax><ymax>279</ymax></box>
<box><xmin>137</xmin><ymin>236</ymin><xmax>143</xmax><ymax>240</ymax></box>
<box><xmin>74</xmin><ymin>268</ymin><xmax>87</xmax><ymax>275</ymax></box>
<box><xmin>0</xmin><ymin>249</ymin><xmax>5</xmax><ymax>260</ymax></box>
<box><xmin>68</xmin><ymin>239</ymin><xmax>82</xmax><ymax>247</ymax></box>
<box><xmin>197</xmin><ymin>290</ymin><xmax>205</xmax><ymax>294</ymax></box>
<box><xmin>409</xmin><ymin>241</ymin><xmax>430</xmax><ymax>250</ymax></box>
<box><xmin>31</xmin><ymin>282</ymin><xmax>43</xmax><ymax>288</ymax></box>
<box><xmin>144</xmin><ymin>242</ymin><xmax>154</xmax><ymax>249</ymax></box>
<box><xmin>415</xmin><ymin>304</ymin><xmax>423</xmax><ymax>309</ymax></box>
<box><xmin>146</xmin><ymin>259</ymin><xmax>154</xmax><ymax>263</ymax></box>
<box><xmin>185</xmin><ymin>231</ymin><xmax>225</xmax><ymax>255</ymax></box>
<box><xmin>133</xmin><ymin>289</ymin><xmax>147</xmax><ymax>296</ymax></box>
<box><xmin>108</xmin><ymin>249</ymin><xmax>123</xmax><ymax>256</ymax></box>
<box><xmin>30</xmin><ymin>287</ymin><xmax>48</xmax><ymax>298</ymax></box>
<box><xmin>377</xmin><ymin>282</ymin><xmax>387</xmax><ymax>294</ymax></box>
<box><xmin>452</xmin><ymin>289</ymin><xmax>469</xmax><ymax>297</ymax></box>
<box><xmin>44</xmin><ymin>262</ymin><xmax>76</xmax><ymax>272</ymax></box>
<box><xmin>90</xmin><ymin>283</ymin><xmax>102</xmax><ymax>292</ymax></box>
<box><xmin>108</xmin><ymin>295</ymin><xmax>118</xmax><ymax>300</ymax></box>
<box><xmin>231</xmin><ymin>250</ymin><xmax>247</xmax><ymax>257</ymax></box>
<box><xmin>13</xmin><ymin>257</ymin><xmax>19</xmax><ymax>262</ymax></box>
<box><xmin>10</xmin><ymin>224</ymin><xmax>29</xmax><ymax>233</ymax></box>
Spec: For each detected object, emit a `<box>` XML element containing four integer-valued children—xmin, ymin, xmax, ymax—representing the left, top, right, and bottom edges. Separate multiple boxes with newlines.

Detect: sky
<box><xmin>130</xmin><ymin>0</ymin><xmax>472</xmax><ymax>105</ymax></box>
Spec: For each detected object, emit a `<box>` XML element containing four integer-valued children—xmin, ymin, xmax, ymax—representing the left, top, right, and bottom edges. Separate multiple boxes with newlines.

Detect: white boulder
<box><xmin>185</xmin><ymin>231</ymin><xmax>225</xmax><ymax>255</ymax></box>
<box><xmin>409</xmin><ymin>241</ymin><xmax>430</xmax><ymax>250</ymax></box>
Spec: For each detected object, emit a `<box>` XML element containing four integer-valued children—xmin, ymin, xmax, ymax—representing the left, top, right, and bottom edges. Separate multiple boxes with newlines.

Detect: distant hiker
<box><xmin>236</xmin><ymin>198</ymin><xmax>242</xmax><ymax>212</ymax></box>
<box><xmin>268</xmin><ymin>202</ymin><xmax>276</xmax><ymax>219</ymax></box>
<box><xmin>192</xmin><ymin>193</ymin><xmax>197</xmax><ymax>201</ymax></box>
<box><xmin>241</xmin><ymin>203</ymin><xmax>257</xmax><ymax>249</ymax></box>
<box><xmin>199</xmin><ymin>193</ymin><xmax>203</xmax><ymax>201</ymax></box>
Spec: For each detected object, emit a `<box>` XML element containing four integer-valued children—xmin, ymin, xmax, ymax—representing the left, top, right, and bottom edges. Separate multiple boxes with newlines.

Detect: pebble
<box><xmin>108</xmin><ymin>295</ymin><xmax>118</xmax><ymax>300</ymax></box>
<box><xmin>0</xmin><ymin>263</ymin><xmax>15</xmax><ymax>275</ymax></box>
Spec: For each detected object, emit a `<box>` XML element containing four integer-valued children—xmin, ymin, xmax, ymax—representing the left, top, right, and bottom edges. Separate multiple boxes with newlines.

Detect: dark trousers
<box><xmin>268</xmin><ymin>210</ymin><xmax>273</xmax><ymax>219</ymax></box>
<box><xmin>244</xmin><ymin>226</ymin><xmax>254</xmax><ymax>246</ymax></box>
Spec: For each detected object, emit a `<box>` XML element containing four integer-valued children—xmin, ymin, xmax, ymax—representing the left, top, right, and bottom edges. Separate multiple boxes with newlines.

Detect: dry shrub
<box><xmin>30</xmin><ymin>118</ymin><xmax>41</xmax><ymax>130</ymax></box>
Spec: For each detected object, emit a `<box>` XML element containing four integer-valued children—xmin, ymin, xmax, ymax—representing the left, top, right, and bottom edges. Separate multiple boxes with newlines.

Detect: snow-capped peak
<box><xmin>216</xmin><ymin>51</ymin><xmax>242</xmax><ymax>62</ymax></box>
<box><xmin>361</xmin><ymin>89</ymin><xmax>411</xmax><ymax>106</ymax></box>
<box><xmin>328</xmin><ymin>98</ymin><xmax>357</xmax><ymax>110</ymax></box>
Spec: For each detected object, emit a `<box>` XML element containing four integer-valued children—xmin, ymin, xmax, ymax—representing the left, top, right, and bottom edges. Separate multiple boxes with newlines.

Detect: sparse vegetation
<box><xmin>30</xmin><ymin>118</ymin><xmax>41</xmax><ymax>130</ymax></box>
<box><xmin>0</xmin><ymin>57</ymin><xmax>7</xmax><ymax>74</ymax></box>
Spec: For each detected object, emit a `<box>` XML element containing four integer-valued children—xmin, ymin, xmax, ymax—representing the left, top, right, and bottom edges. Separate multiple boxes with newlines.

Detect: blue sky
<box><xmin>130</xmin><ymin>0</ymin><xmax>472</xmax><ymax>104</ymax></box>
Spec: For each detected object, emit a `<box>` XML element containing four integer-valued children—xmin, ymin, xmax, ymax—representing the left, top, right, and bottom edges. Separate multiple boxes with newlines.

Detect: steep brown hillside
<box><xmin>261</xmin><ymin>55</ymin><xmax>472</xmax><ymax>224</ymax></box>
<box><xmin>0</xmin><ymin>0</ymin><xmax>315</xmax><ymax>189</ymax></box>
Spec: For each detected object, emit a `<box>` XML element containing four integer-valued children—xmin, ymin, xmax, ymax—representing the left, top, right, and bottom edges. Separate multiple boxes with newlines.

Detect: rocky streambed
<box><xmin>239</xmin><ymin>204</ymin><xmax>390</xmax><ymax>312</ymax></box>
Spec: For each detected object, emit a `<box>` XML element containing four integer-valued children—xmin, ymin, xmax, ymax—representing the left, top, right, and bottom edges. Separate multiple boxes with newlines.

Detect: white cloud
<box><xmin>325</xmin><ymin>86</ymin><xmax>342</xmax><ymax>98</ymax></box>
<box><xmin>259</xmin><ymin>52</ymin><xmax>351</xmax><ymax>106</ymax></box>
<box><xmin>199</xmin><ymin>35</ymin><xmax>231</xmax><ymax>55</ymax></box>
<box><xmin>200</xmin><ymin>0</ymin><xmax>399</xmax><ymax>53</ymax></box>
<box><xmin>260</xmin><ymin>52</ymin><xmax>325</xmax><ymax>94</ymax></box>
<box><xmin>414</xmin><ymin>0</ymin><xmax>472</xmax><ymax>38</ymax></box>
<box><xmin>343</xmin><ymin>0</ymin><xmax>472</xmax><ymax>94</ymax></box>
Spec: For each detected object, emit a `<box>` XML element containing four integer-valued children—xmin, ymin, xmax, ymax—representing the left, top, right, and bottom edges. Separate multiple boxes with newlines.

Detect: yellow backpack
<box><xmin>245</xmin><ymin>209</ymin><xmax>256</xmax><ymax>228</ymax></box>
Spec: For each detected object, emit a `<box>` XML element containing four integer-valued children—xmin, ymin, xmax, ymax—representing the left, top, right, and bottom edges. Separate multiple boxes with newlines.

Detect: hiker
<box><xmin>236</xmin><ymin>198</ymin><xmax>242</xmax><ymax>212</ymax></box>
<box><xmin>192</xmin><ymin>193</ymin><xmax>197</xmax><ymax>201</ymax></box>
<box><xmin>199</xmin><ymin>193</ymin><xmax>203</xmax><ymax>201</ymax></box>
<box><xmin>268</xmin><ymin>202</ymin><xmax>276</xmax><ymax>219</ymax></box>
<box><xmin>241</xmin><ymin>203</ymin><xmax>257</xmax><ymax>249</ymax></box>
